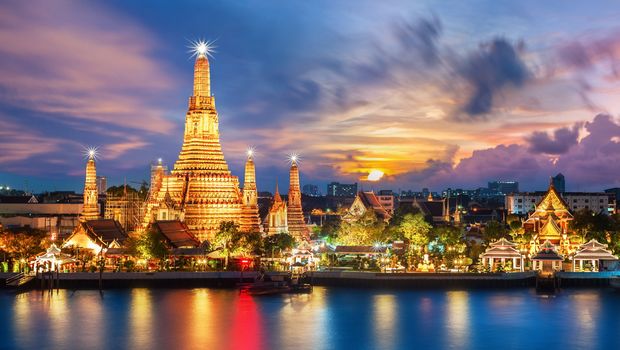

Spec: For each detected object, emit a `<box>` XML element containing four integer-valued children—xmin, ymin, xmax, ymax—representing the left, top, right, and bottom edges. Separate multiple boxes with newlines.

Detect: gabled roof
<box><xmin>539</xmin><ymin>216</ymin><xmax>562</xmax><ymax>238</ymax></box>
<box><xmin>481</xmin><ymin>238</ymin><xmax>522</xmax><ymax>258</ymax></box>
<box><xmin>415</xmin><ymin>200</ymin><xmax>444</xmax><ymax>217</ymax></box>
<box><xmin>83</xmin><ymin>219</ymin><xmax>128</xmax><ymax>245</ymax></box>
<box><xmin>345</xmin><ymin>191</ymin><xmax>391</xmax><ymax>221</ymax></box>
<box><xmin>532</xmin><ymin>240</ymin><xmax>564</xmax><ymax>261</ymax></box>
<box><xmin>151</xmin><ymin>220</ymin><xmax>200</xmax><ymax>248</ymax></box>
<box><xmin>530</xmin><ymin>180</ymin><xmax>573</xmax><ymax>220</ymax></box>
<box><xmin>573</xmin><ymin>239</ymin><xmax>618</xmax><ymax>261</ymax></box>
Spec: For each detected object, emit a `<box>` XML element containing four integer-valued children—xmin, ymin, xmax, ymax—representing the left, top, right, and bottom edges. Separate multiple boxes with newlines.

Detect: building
<box><xmin>266</xmin><ymin>183</ymin><xmax>288</xmax><ymax>235</ymax></box>
<box><xmin>488</xmin><ymin>181</ymin><xmax>519</xmax><ymax>194</ymax></box>
<box><xmin>413</xmin><ymin>196</ymin><xmax>449</xmax><ymax>224</ymax></box>
<box><xmin>376</xmin><ymin>190</ymin><xmax>395</xmax><ymax>214</ymax></box>
<box><xmin>552</xmin><ymin>173</ymin><xmax>565</xmax><ymax>193</ymax></box>
<box><xmin>343</xmin><ymin>191</ymin><xmax>392</xmax><ymax>222</ymax></box>
<box><xmin>327</xmin><ymin>182</ymin><xmax>357</xmax><ymax>197</ymax></box>
<box><xmin>571</xmin><ymin>239</ymin><xmax>618</xmax><ymax>272</ymax></box>
<box><xmin>96</xmin><ymin>176</ymin><xmax>107</xmax><ymax>195</ymax></box>
<box><xmin>479</xmin><ymin>238</ymin><xmax>524</xmax><ymax>272</ymax></box>
<box><xmin>62</xmin><ymin>219</ymin><xmax>128</xmax><ymax>254</ymax></box>
<box><xmin>286</xmin><ymin>158</ymin><xmax>310</xmax><ymax>241</ymax></box>
<box><xmin>302</xmin><ymin>184</ymin><xmax>320</xmax><ymax>196</ymax></box>
<box><xmin>521</xmin><ymin>180</ymin><xmax>579</xmax><ymax>255</ymax></box>
<box><xmin>139</xmin><ymin>45</ymin><xmax>260</xmax><ymax>242</ymax></box>
<box><xmin>81</xmin><ymin>151</ymin><xmax>100</xmax><ymax>221</ymax></box>
<box><xmin>506</xmin><ymin>191</ymin><xmax>613</xmax><ymax>215</ymax></box>
<box><xmin>104</xmin><ymin>190</ymin><xmax>144</xmax><ymax>232</ymax></box>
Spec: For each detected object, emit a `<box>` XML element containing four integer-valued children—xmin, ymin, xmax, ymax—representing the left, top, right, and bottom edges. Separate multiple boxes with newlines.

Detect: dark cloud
<box><xmin>459</xmin><ymin>38</ymin><xmax>530</xmax><ymax>116</ymax></box>
<box><xmin>526</xmin><ymin>123</ymin><xmax>582</xmax><ymax>154</ymax></box>
<box><xmin>557</xmin><ymin>42</ymin><xmax>592</xmax><ymax>70</ymax></box>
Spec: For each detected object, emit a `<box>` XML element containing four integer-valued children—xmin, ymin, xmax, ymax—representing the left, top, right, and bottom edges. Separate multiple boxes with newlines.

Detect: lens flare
<box><xmin>188</xmin><ymin>39</ymin><xmax>217</xmax><ymax>59</ymax></box>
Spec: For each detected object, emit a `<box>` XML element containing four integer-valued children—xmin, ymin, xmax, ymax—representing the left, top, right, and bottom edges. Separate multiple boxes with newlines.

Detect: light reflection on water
<box><xmin>2</xmin><ymin>288</ymin><xmax>620</xmax><ymax>350</ymax></box>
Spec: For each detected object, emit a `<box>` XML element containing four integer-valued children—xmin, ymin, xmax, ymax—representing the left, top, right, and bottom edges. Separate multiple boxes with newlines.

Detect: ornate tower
<box><xmin>286</xmin><ymin>158</ymin><xmax>310</xmax><ymax>241</ymax></box>
<box><xmin>267</xmin><ymin>181</ymin><xmax>288</xmax><ymax>234</ymax></box>
<box><xmin>81</xmin><ymin>151</ymin><xmax>100</xmax><ymax>221</ymax></box>
<box><xmin>240</xmin><ymin>150</ymin><xmax>261</xmax><ymax>232</ymax></box>
<box><xmin>140</xmin><ymin>42</ymin><xmax>256</xmax><ymax>242</ymax></box>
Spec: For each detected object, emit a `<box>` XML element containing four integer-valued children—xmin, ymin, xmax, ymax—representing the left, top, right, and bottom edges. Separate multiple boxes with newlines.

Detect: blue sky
<box><xmin>1</xmin><ymin>0</ymin><xmax>620</xmax><ymax>194</ymax></box>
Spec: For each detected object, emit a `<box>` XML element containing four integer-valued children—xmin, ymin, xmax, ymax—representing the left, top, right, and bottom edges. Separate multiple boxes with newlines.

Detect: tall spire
<box><xmin>287</xmin><ymin>156</ymin><xmax>310</xmax><ymax>241</ymax></box>
<box><xmin>81</xmin><ymin>151</ymin><xmax>100</xmax><ymax>221</ymax></box>
<box><xmin>274</xmin><ymin>179</ymin><xmax>282</xmax><ymax>202</ymax></box>
<box><xmin>240</xmin><ymin>149</ymin><xmax>261</xmax><ymax>232</ymax></box>
<box><xmin>193</xmin><ymin>53</ymin><xmax>211</xmax><ymax>98</ymax></box>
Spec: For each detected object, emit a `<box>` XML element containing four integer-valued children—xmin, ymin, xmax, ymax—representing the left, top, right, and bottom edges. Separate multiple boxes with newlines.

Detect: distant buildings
<box><xmin>377</xmin><ymin>190</ymin><xmax>395</xmax><ymax>214</ymax></box>
<box><xmin>96</xmin><ymin>176</ymin><xmax>107</xmax><ymax>195</ymax></box>
<box><xmin>327</xmin><ymin>182</ymin><xmax>358</xmax><ymax>197</ymax></box>
<box><xmin>302</xmin><ymin>184</ymin><xmax>320</xmax><ymax>196</ymax></box>
<box><xmin>552</xmin><ymin>173</ymin><xmax>566</xmax><ymax>193</ymax></box>
<box><xmin>488</xmin><ymin>181</ymin><xmax>519</xmax><ymax>194</ymax></box>
<box><xmin>506</xmin><ymin>191</ymin><xmax>614</xmax><ymax>215</ymax></box>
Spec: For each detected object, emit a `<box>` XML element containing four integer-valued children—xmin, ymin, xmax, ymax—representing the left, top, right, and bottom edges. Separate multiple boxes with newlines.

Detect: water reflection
<box><xmin>230</xmin><ymin>292</ymin><xmax>263</xmax><ymax>350</ymax></box>
<box><xmin>129</xmin><ymin>289</ymin><xmax>154</xmax><ymax>349</ymax></box>
<box><xmin>445</xmin><ymin>291</ymin><xmax>469</xmax><ymax>349</ymax></box>
<box><xmin>373</xmin><ymin>294</ymin><xmax>396</xmax><ymax>350</ymax></box>
<box><xmin>2</xmin><ymin>288</ymin><xmax>619</xmax><ymax>350</ymax></box>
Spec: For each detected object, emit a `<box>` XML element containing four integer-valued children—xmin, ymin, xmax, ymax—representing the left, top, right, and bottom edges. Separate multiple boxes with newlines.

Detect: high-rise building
<box><xmin>302</xmin><ymin>184</ymin><xmax>320</xmax><ymax>196</ymax></box>
<box><xmin>96</xmin><ymin>176</ymin><xmax>107</xmax><ymax>195</ymax></box>
<box><xmin>327</xmin><ymin>182</ymin><xmax>357</xmax><ymax>197</ymax></box>
<box><xmin>552</xmin><ymin>173</ymin><xmax>565</xmax><ymax>193</ymax></box>
<box><xmin>140</xmin><ymin>44</ymin><xmax>260</xmax><ymax>242</ymax></box>
<box><xmin>488</xmin><ymin>181</ymin><xmax>519</xmax><ymax>194</ymax></box>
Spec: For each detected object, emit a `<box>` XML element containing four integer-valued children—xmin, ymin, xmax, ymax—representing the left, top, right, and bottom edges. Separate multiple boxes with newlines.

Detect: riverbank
<box><xmin>2</xmin><ymin>271</ymin><xmax>619</xmax><ymax>290</ymax></box>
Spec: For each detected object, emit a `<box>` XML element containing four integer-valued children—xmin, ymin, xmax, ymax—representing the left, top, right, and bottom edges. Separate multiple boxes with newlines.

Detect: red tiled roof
<box><xmin>152</xmin><ymin>220</ymin><xmax>200</xmax><ymax>248</ymax></box>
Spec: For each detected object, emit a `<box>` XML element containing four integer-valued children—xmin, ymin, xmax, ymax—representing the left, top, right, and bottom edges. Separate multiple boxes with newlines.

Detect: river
<box><xmin>1</xmin><ymin>287</ymin><xmax>619</xmax><ymax>349</ymax></box>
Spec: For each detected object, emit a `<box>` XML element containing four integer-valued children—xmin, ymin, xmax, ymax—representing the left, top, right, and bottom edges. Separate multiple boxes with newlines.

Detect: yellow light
<box><xmin>246</xmin><ymin>147</ymin><xmax>255</xmax><ymax>158</ymax></box>
<box><xmin>367</xmin><ymin>169</ymin><xmax>384</xmax><ymax>181</ymax></box>
<box><xmin>189</xmin><ymin>39</ymin><xmax>216</xmax><ymax>58</ymax></box>
<box><xmin>84</xmin><ymin>146</ymin><xmax>98</xmax><ymax>160</ymax></box>
<box><xmin>288</xmin><ymin>153</ymin><xmax>300</xmax><ymax>164</ymax></box>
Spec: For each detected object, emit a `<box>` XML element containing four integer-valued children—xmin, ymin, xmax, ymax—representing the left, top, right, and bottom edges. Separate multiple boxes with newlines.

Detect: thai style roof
<box><xmin>151</xmin><ymin>220</ymin><xmax>200</xmax><ymax>248</ymax></box>
<box><xmin>532</xmin><ymin>240</ymin><xmax>564</xmax><ymax>261</ymax></box>
<box><xmin>344</xmin><ymin>191</ymin><xmax>392</xmax><ymax>221</ymax></box>
<box><xmin>334</xmin><ymin>245</ymin><xmax>387</xmax><ymax>254</ymax></box>
<box><xmin>416</xmin><ymin>200</ymin><xmax>445</xmax><ymax>217</ymax></box>
<box><xmin>539</xmin><ymin>216</ymin><xmax>563</xmax><ymax>239</ymax></box>
<box><xmin>528</xmin><ymin>180</ymin><xmax>573</xmax><ymax>222</ymax></box>
<box><xmin>572</xmin><ymin>239</ymin><xmax>618</xmax><ymax>261</ymax></box>
<box><xmin>84</xmin><ymin>219</ymin><xmax>128</xmax><ymax>245</ymax></box>
<box><xmin>35</xmin><ymin>244</ymin><xmax>76</xmax><ymax>265</ymax></box>
<box><xmin>481</xmin><ymin>238</ymin><xmax>523</xmax><ymax>259</ymax></box>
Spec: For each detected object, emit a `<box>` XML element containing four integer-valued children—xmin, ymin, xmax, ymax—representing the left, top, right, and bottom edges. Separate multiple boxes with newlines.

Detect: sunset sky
<box><xmin>1</xmin><ymin>0</ymin><xmax>620</xmax><ymax>193</ymax></box>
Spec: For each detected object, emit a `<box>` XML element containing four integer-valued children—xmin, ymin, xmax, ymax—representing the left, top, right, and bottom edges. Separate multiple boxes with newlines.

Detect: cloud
<box><xmin>457</xmin><ymin>38</ymin><xmax>530</xmax><ymax>117</ymax></box>
<box><xmin>0</xmin><ymin>0</ymin><xmax>178</xmax><ymax>134</ymax></box>
<box><xmin>526</xmin><ymin>123</ymin><xmax>582</xmax><ymax>154</ymax></box>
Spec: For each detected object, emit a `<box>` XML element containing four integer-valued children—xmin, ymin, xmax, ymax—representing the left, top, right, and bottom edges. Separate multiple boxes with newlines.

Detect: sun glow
<box><xmin>367</xmin><ymin>169</ymin><xmax>384</xmax><ymax>181</ymax></box>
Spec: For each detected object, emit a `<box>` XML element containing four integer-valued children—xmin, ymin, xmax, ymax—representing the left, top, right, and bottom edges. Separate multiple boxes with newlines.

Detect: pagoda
<box><xmin>140</xmin><ymin>42</ymin><xmax>260</xmax><ymax>242</ymax></box>
<box><xmin>266</xmin><ymin>182</ymin><xmax>288</xmax><ymax>234</ymax></box>
<box><xmin>80</xmin><ymin>150</ymin><xmax>100</xmax><ymax>221</ymax></box>
<box><xmin>286</xmin><ymin>157</ymin><xmax>310</xmax><ymax>241</ymax></box>
<box><xmin>522</xmin><ymin>178</ymin><xmax>576</xmax><ymax>255</ymax></box>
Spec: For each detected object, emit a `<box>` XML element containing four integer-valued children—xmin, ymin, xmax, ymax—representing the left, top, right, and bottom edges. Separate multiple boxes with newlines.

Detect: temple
<box><xmin>80</xmin><ymin>151</ymin><xmax>100</xmax><ymax>221</ymax></box>
<box><xmin>266</xmin><ymin>182</ymin><xmax>288</xmax><ymax>234</ymax></box>
<box><xmin>140</xmin><ymin>46</ymin><xmax>260</xmax><ymax>242</ymax></box>
<box><xmin>522</xmin><ymin>179</ymin><xmax>576</xmax><ymax>255</ymax></box>
<box><xmin>285</xmin><ymin>158</ymin><xmax>310</xmax><ymax>241</ymax></box>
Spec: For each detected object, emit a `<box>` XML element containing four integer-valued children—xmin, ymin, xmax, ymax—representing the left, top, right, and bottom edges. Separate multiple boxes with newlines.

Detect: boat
<box><xmin>239</xmin><ymin>272</ymin><xmax>313</xmax><ymax>296</ymax></box>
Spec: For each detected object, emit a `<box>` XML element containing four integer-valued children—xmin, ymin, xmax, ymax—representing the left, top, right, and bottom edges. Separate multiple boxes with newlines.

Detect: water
<box><xmin>1</xmin><ymin>287</ymin><xmax>619</xmax><ymax>350</ymax></box>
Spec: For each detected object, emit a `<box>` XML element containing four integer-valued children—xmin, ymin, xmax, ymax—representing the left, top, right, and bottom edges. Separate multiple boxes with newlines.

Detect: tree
<box><xmin>336</xmin><ymin>210</ymin><xmax>386</xmax><ymax>246</ymax></box>
<box><xmin>399</xmin><ymin>213</ymin><xmax>432</xmax><ymax>249</ymax></box>
<box><xmin>263</xmin><ymin>233</ymin><xmax>295</xmax><ymax>258</ymax></box>
<box><xmin>483</xmin><ymin>220</ymin><xmax>509</xmax><ymax>243</ymax></box>
<box><xmin>238</xmin><ymin>231</ymin><xmax>263</xmax><ymax>257</ymax></box>
<box><xmin>128</xmin><ymin>230</ymin><xmax>168</xmax><ymax>267</ymax></box>
<box><xmin>213</xmin><ymin>221</ymin><xmax>242</xmax><ymax>270</ymax></box>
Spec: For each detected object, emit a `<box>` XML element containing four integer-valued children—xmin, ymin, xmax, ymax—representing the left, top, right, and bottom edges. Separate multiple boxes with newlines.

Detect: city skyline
<box><xmin>2</xmin><ymin>1</ymin><xmax>620</xmax><ymax>193</ymax></box>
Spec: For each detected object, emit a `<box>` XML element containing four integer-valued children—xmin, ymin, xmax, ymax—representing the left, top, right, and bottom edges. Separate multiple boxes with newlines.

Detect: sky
<box><xmin>1</xmin><ymin>0</ymin><xmax>620</xmax><ymax>194</ymax></box>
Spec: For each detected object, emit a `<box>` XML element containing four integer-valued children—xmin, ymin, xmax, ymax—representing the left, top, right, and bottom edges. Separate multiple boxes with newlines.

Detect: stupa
<box><xmin>141</xmin><ymin>42</ymin><xmax>260</xmax><ymax>242</ymax></box>
<box><xmin>286</xmin><ymin>156</ymin><xmax>310</xmax><ymax>241</ymax></box>
<box><xmin>80</xmin><ymin>149</ymin><xmax>100</xmax><ymax>221</ymax></box>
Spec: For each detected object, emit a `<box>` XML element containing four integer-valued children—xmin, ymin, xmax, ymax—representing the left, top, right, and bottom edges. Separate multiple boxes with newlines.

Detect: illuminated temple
<box><xmin>522</xmin><ymin>179</ymin><xmax>578</xmax><ymax>255</ymax></box>
<box><xmin>140</xmin><ymin>44</ymin><xmax>260</xmax><ymax>242</ymax></box>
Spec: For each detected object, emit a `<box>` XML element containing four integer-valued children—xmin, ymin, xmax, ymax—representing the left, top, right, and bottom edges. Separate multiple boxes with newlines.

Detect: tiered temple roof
<box><xmin>286</xmin><ymin>159</ymin><xmax>310</xmax><ymax>241</ymax></box>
